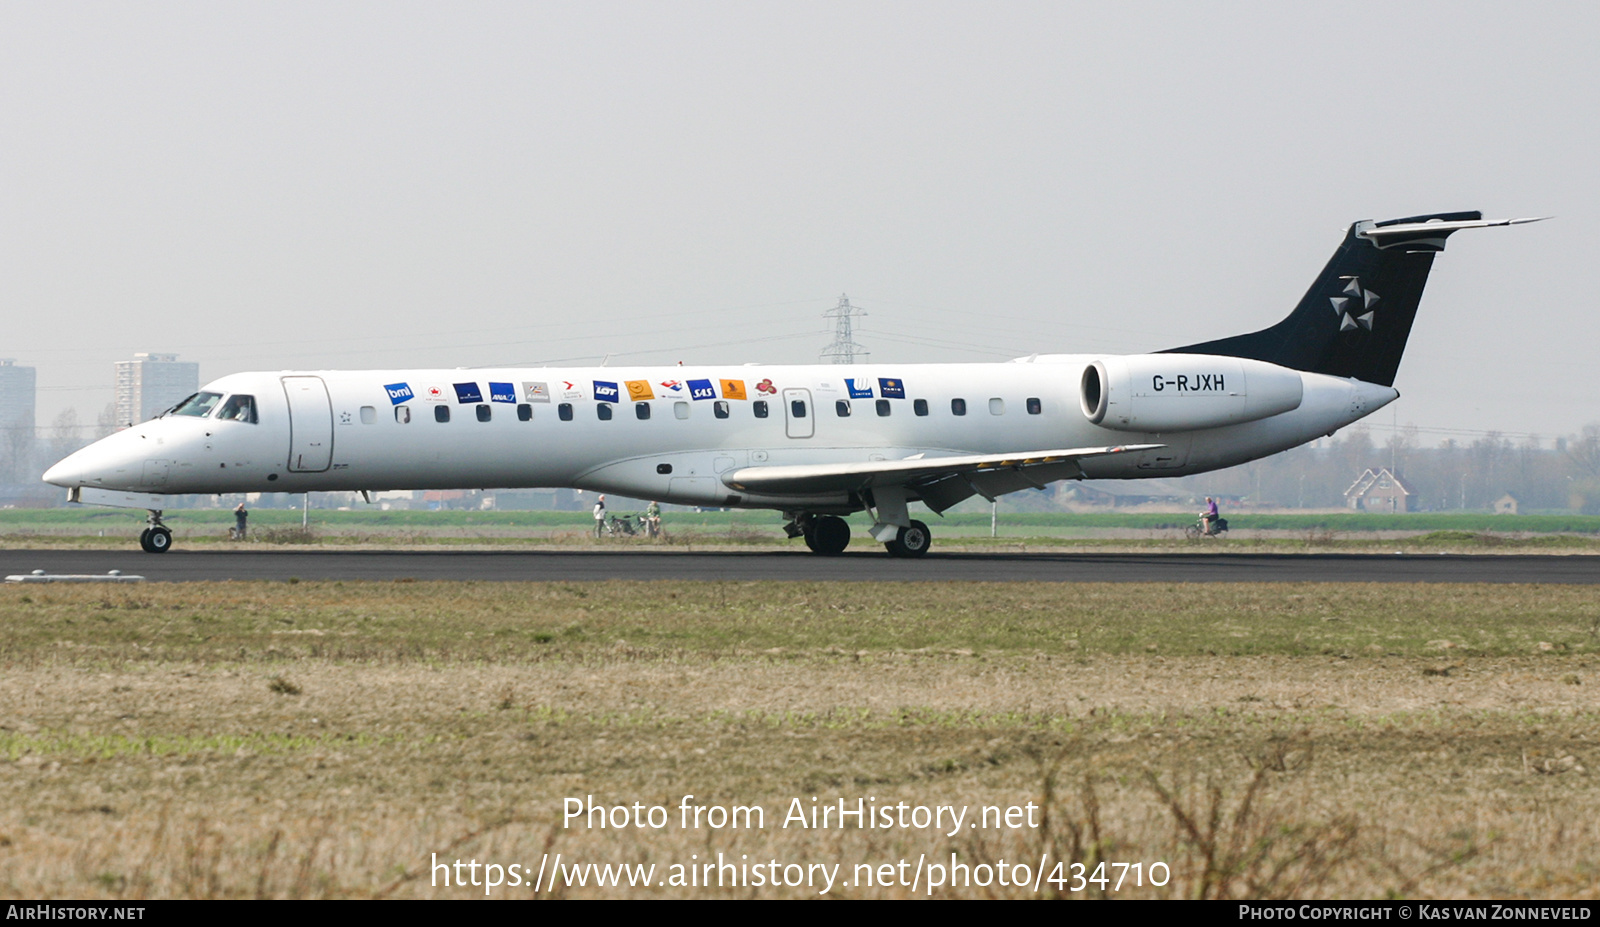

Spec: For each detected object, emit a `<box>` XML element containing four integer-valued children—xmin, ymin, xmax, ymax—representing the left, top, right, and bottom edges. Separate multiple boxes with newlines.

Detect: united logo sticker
<box><xmin>522</xmin><ymin>381</ymin><xmax>551</xmax><ymax>403</ymax></box>
<box><xmin>878</xmin><ymin>378</ymin><xmax>905</xmax><ymax>399</ymax></box>
<box><xmin>687</xmin><ymin>378</ymin><xmax>717</xmax><ymax>400</ymax></box>
<box><xmin>384</xmin><ymin>382</ymin><xmax>414</xmax><ymax>405</ymax></box>
<box><xmin>489</xmin><ymin>382</ymin><xmax>516</xmax><ymax>403</ymax></box>
<box><xmin>626</xmin><ymin>380</ymin><xmax>656</xmax><ymax>401</ymax></box>
<box><xmin>720</xmin><ymin>379</ymin><xmax>748</xmax><ymax>401</ymax></box>
<box><xmin>593</xmin><ymin>381</ymin><xmax>620</xmax><ymax>403</ymax></box>
<box><xmin>846</xmin><ymin>378</ymin><xmax>874</xmax><ymax>399</ymax></box>
<box><xmin>453</xmin><ymin>382</ymin><xmax>484</xmax><ymax>404</ymax></box>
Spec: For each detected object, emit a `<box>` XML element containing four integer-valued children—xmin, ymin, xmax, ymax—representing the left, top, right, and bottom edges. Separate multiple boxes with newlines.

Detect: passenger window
<box><xmin>636</xmin><ymin>402</ymin><xmax>651</xmax><ymax>420</ymax></box>
<box><xmin>558</xmin><ymin>403</ymin><xmax>573</xmax><ymax>421</ymax></box>
<box><xmin>517</xmin><ymin>404</ymin><xmax>532</xmax><ymax>422</ymax></box>
<box><xmin>435</xmin><ymin>405</ymin><xmax>450</xmax><ymax>423</ymax></box>
<box><xmin>876</xmin><ymin>399</ymin><xmax>891</xmax><ymax>417</ymax></box>
<box><xmin>836</xmin><ymin>400</ymin><xmax>851</xmax><ymax>417</ymax></box>
<box><xmin>714</xmin><ymin>401</ymin><xmax>730</xmax><ymax>419</ymax></box>
<box><xmin>1027</xmin><ymin>397</ymin><xmax>1042</xmax><ymax>415</ymax></box>
<box><xmin>951</xmin><ymin>398</ymin><xmax>967</xmax><ymax>416</ymax></box>
<box><xmin>359</xmin><ymin>405</ymin><xmax>376</xmax><ymax>424</ymax></box>
<box><xmin>989</xmin><ymin>398</ymin><xmax>1005</xmax><ymax>415</ymax></box>
<box><xmin>791</xmin><ymin>400</ymin><xmax>807</xmax><ymax>419</ymax></box>
<box><xmin>674</xmin><ymin>401</ymin><xmax>689</xmax><ymax>420</ymax></box>
<box><xmin>395</xmin><ymin>405</ymin><xmax>412</xmax><ymax>424</ymax></box>
<box><xmin>597</xmin><ymin>403</ymin><xmax>613</xmax><ymax>421</ymax></box>
<box><xmin>913</xmin><ymin>399</ymin><xmax>928</xmax><ymax>416</ymax></box>
<box><xmin>476</xmin><ymin>404</ymin><xmax>492</xmax><ymax>422</ymax></box>
<box><xmin>753</xmin><ymin>400</ymin><xmax>769</xmax><ymax>419</ymax></box>
<box><xmin>217</xmin><ymin>394</ymin><xmax>257</xmax><ymax>423</ymax></box>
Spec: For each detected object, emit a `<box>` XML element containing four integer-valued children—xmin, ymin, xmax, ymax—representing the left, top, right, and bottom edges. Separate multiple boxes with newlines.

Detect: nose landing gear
<box><xmin>139</xmin><ymin>511</ymin><xmax>173</xmax><ymax>553</ymax></box>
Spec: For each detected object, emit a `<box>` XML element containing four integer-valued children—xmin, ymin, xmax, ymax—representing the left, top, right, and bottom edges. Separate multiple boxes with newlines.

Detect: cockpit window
<box><xmin>216</xmin><ymin>394</ymin><xmax>257</xmax><ymax>424</ymax></box>
<box><xmin>168</xmin><ymin>392</ymin><xmax>223</xmax><ymax>417</ymax></box>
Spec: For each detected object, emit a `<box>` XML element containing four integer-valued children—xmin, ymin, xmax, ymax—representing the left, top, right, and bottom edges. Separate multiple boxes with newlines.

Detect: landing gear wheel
<box><xmin>885</xmin><ymin>520</ymin><xmax>932</xmax><ymax>558</ymax></box>
<box><xmin>141</xmin><ymin>526</ymin><xmax>172</xmax><ymax>554</ymax></box>
<box><xmin>803</xmin><ymin>515</ymin><xmax>851</xmax><ymax>555</ymax></box>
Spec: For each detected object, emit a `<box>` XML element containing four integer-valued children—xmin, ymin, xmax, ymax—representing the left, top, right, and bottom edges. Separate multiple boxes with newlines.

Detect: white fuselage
<box><xmin>44</xmin><ymin>355</ymin><xmax>1396</xmax><ymax>510</ymax></box>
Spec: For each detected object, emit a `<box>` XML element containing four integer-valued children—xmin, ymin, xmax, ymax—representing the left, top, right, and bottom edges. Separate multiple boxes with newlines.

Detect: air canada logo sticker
<box><xmin>1331</xmin><ymin>276</ymin><xmax>1379</xmax><ymax>331</ymax></box>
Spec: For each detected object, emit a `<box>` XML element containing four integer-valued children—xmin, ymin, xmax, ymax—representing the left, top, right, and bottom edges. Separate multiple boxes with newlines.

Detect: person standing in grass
<box><xmin>232</xmin><ymin>502</ymin><xmax>248</xmax><ymax>541</ymax></box>
<box><xmin>593</xmin><ymin>495</ymin><xmax>608</xmax><ymax>538</ymax></box>
<box><xmin>645</xmin><ymin>500</ymin><xmax>661</xmax><ymax>538</ymax></box>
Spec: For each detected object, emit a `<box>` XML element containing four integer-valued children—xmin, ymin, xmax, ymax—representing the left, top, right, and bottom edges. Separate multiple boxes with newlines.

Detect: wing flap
<box><xmin>721</xmin><ymin>445</ymin><xmax>1161</xmax><ymax>496</ymax></box>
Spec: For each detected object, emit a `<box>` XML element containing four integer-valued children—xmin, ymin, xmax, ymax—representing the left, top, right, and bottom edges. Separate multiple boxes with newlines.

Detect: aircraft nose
<box><xmin>43</xmin><ymin>448</ymin><xmax>93</xmax><ymax>487</ymax></box>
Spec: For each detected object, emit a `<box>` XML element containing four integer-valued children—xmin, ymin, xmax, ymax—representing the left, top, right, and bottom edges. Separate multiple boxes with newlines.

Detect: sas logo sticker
<box><xmin>489</xmin><ymin>382</ymin><xmax>516</xmax><ymax>403</ymax></box>
<box><xmin>593</xmin><ymin>381</ymin><xmax>620</xmax><ymax>402</ymax></box>
<box><xmin>453</xmin><ymin>382</ymin><xmax>483</xmax><ymax>404</ymax></box>
<box><xmin>845</xmin><ymin>378</ymin><xmax>873</xmax><ymax>399</ymax></box>
<box><xmin>878</xmin><ymin>378</ymin><xmax>905</xmax><ymax>399</ymax></box>
<box><xmin>755</xmin><ymin>379</ymin><xmax>777</xmax><ymax>395</ymax></box>
<box><xmin>687</xmin><ymin>378</ymin><xmax>717</xmax><ymax>400</ymax></box>
<box><xmin>384</xmin><ymin>382</ymin><xmax>414</xmax><ymax>405</ymax></box>
<box><xmin>625</xmin><ymin>380</ymin><xmax>656</xmax><ymax>401</ymax></box>
<box><xmin>522</xmin><ymin>381</ymin><xmax>551</xmax><ymax>403</ymax></box>
<box><xmin>719</xmin><ymin>379</ymin><xmax>747</xmax><ymax>401</ymax></box>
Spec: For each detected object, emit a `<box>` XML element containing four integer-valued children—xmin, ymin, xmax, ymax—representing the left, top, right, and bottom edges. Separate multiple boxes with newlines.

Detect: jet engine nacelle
<box><xmin>1080</xmin><ymin>354</ymin><xmax>1304</xmax><ymax>432</ymax></box>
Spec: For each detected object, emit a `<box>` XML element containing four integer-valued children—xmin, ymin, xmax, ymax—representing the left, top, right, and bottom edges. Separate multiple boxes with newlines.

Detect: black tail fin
<box><xmin>1164</xmin><ymin>211</ymin><xmax>1537</xmax><ymax>387</ymax></box>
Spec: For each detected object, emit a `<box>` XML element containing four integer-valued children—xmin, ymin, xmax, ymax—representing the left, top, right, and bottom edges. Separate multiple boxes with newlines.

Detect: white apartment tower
<box><xmin>114</xmin><ymin>353</ymin><xmax>199</xmax><ymax>427</ymax></box>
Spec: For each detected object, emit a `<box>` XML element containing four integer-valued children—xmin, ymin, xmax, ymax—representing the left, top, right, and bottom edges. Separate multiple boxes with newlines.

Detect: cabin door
<box><xmin>782</xmin><ymin>388</ymin><xmax>813</xmax><ymax>439</ymax></box>
<box><xmin>282</xmin><ymin>376</ymin><xmax>334</xmax><ymax>472</ymax></box>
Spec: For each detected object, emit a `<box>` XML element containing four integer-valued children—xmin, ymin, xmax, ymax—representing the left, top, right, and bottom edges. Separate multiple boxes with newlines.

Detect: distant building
<box><xmin>1344</xmin><ymin>468</ymin><xmax>1415</xmax><ymax>513</ymax></box>
<box><xmin>0</xmin><ymin>359</ymin><xmax>36</xmax><ymax>436</ymax></box>
<box><xmin>114</xmin><ymin>353</ymin><xmax>199</xmax><ymax>427</ymax></box>
<box><xmin>1493</xmin><ymin>493</ymin><xmax>1519</xmax><ymax>515</ymax></box>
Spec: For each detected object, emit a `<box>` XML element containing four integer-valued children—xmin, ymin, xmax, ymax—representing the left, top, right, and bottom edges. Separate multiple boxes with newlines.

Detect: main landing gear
<box><xmin>139</xmin><ymin>510</ymin><xmax>173</xmax><ymax>554</ymax></box>
<box><xmin>785</xmin><ymin>513</ymin><xmax>933</xmax><ymax>558</ymax></box>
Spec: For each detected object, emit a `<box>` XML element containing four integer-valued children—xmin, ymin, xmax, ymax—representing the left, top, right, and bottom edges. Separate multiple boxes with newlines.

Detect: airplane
<box><xmin>43</xmin><ymin>210</ymin><xmax>1542</xmax><ymax>556</ymax></box>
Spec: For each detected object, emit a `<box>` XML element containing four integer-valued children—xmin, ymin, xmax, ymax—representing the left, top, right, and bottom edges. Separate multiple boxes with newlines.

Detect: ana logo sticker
<box><xmin>384</xmin><ymin>382</ymin><xmax>414</xmax><ymax>405</ymax></box>
<box><xmin>489</xmin><ymin>382</ymin><xmax>516</xmax><ymax>403</ymax></box>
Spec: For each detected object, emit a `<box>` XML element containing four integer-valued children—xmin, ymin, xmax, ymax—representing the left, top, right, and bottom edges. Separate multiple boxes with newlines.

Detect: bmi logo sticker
<box><xmin>846</xmin><ymin>378</ymin><xmax>873</xmax><ymax>399</ymax></box>
<box><xmin>720</xmin><ymin>379</ymin><xmax>747</xmax><ymax>401</ymax></box>
<box><xmin>878</xmin><ymin>378</ymin><xmax>905</xmax><ymax>399</ymax></box>
<box><xmin>593</xmin><ymin>380</ymin><xmax>620</xmax><ymax>402</ymax></box>
<box><xmin>488</xmin><ymin>382</ymin><xmax>516</xmax><ymax>403</ymax></box>
<box><xmin>626</xmin><ymin>380</ymin><xmax>656</xmax><ymax>401</ymax></box>
<box><xmin>453</xmin><ymin>382</ymin><xmax>483</xmax><ymax>404</ymax></box>
<box><xmin>522</xmin><ymin>381</ymin><xmax>551</xmax><ymax>403</ymax></box>
<box><xmin>687</xmin><ymin>378</ymin><xmax>716</xmax><ymax>400</ymax></box>
<box><xmin>384</xmin><ymin>382</ymin><xmax>414</xmax><ymax>405</ymax></box>
<box><xmin>1330</xmin><ymin>276</ymin><xmax>1379</xmax><ymax>331</ymax></box>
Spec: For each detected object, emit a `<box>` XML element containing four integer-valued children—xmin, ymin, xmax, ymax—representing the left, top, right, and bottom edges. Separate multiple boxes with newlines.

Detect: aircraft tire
<box><xmin>142</xmin><ymin>527</ymin><xmax>173</xmax><ymax>554</ymax></box>
<box><xmin>885</xmin><ymin>520</ymin><xmax>932</xmax><ymax>558</ymax></box>
<box><xmin>806</xmin><ymin>515</ymin><xmax>851</xmax><ymax>556</ymax></box>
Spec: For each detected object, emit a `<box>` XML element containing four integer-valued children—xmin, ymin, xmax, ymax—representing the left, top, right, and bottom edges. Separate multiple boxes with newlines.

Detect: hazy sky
<box><xmin>4</xmin><ymin>2</ymin><xmax>1595</xmax><ymax>444</ymax></box>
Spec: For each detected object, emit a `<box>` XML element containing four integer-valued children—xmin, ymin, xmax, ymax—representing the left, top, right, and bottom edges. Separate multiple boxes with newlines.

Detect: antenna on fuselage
<box><xmin>820</xmin><ymin>294</ymin><xmax>869</xmax><ymax>364</ymax></box>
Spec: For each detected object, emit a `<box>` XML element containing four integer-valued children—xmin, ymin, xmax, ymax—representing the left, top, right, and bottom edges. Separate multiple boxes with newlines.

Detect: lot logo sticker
<box><xmin>720</xmin><ymin>379</ymin><xmax>748</xmax><ymax>401</ymax></box>
<box><xmin>593</xmin><ymin>380</ymin><xmax>620</xmax><ymax>402</ymax></box>
<box><xmin>384</xmin><ymin>382</ymin><xmax>414</xmax><ymax>405</ymax></box>
<box><xmin>687</xmin><ymin>378</ymin><xmax>717</xmax><ymax>400</ymax></box>
<box><xmin>489</xmin><ymin>382</ymin><xmax>516</xmax><ymax>403</ymax></box>
<box><xmin>878</xmin><ymin>378</ymin><xmax>906</xmax><ymax>399</ymax></box>
<box><xmin>453</xmin><ymin>382</ymin><xmax>484</xmax><ymax>404</ymax></box>
<box><xmin>845</xmin><ymin>378</ymin><xmax>873</xmax><ymax>399</ymax></box>
<box><xmin>626</xmin><ymin>380</ymin><xmax>656</xmax><ymax>401</ymax></box>
<box><xmin>522</xmin><ymin>381</ymin><xmax>551</xmax><ymax>403</ymax></box>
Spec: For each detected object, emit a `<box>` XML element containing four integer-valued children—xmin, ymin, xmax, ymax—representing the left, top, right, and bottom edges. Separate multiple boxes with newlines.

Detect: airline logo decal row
<box><xmin>383</xmin><ymin>377</ymin><xmax>907</xmax><ymax>405</ymax></box>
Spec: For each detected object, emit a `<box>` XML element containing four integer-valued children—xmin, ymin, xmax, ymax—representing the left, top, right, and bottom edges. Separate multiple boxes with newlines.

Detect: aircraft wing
<box><xmin>722</xmin><ymin>444</ymin><xmax>1162</xmax><ymax>512</ymax></box>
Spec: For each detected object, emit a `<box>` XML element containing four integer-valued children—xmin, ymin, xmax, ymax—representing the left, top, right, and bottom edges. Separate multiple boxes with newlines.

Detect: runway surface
<box><xmin>5</xmin><ymin>549</ymin><xmax>1600</xmax><ymax>583</ymax></box>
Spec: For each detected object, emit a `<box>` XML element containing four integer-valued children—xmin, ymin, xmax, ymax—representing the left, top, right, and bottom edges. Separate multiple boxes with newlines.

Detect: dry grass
<box><xmin>0</xmin><ymin>581</ymin><xmax>1597</xmax><ymax>898</ymax></box>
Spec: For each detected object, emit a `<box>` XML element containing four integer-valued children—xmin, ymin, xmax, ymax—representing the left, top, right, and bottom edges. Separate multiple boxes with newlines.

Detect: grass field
<box><xmin>2</xmin><ymin>581</ymin><xmax>1598</xmax><ymax>898</ymax></box>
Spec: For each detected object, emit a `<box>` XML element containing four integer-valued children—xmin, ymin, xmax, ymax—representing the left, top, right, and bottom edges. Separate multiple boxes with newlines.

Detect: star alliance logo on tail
<box><xmin>1331</xmin><ymin>276</ymin><xmax>1379</xmax><ymax>331</ymax></box>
